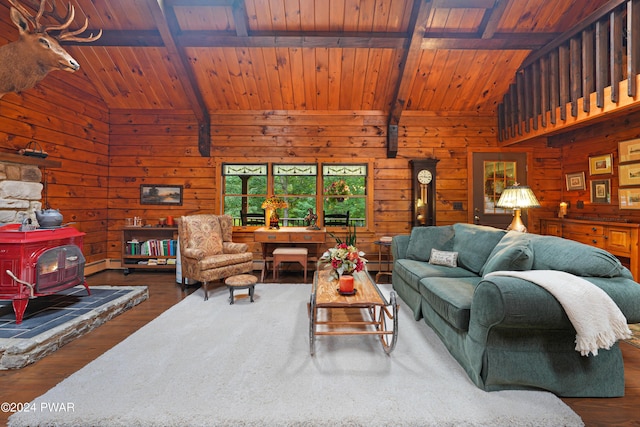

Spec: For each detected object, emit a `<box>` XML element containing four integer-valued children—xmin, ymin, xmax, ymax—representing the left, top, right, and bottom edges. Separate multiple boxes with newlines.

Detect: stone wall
<box><xmin>0</xmin><ymin>161</ymin><xmax>43</xmax><ymax>225</ymax></box>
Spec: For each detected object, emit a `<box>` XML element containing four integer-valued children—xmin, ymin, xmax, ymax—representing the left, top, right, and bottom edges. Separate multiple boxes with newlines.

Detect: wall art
<box><xmin>619</xmin><ymin>163</ymin><xmax>640</xmax><ymax>186</ymax></box>
<box><xmin>588</xmin><ymin>154</ymin><xmax>612</xmax><ymax>175</ymax></box>
<box><xmin>619</xmin><ymin>187</ymin><xmax>640</xmax><ymax>209</ymax></box>
<box><xmin>140</xmin><ymin>185</ymin><xmax>183</xmax><ymax>205</ymax></box>
<box><xmin>590</xmin><ymin>179</ymin><xmax>610</xmax><ymax>204</ymax></box>
<box><xmin>619</xmin><ymin>138</ymin><xmax>640</xmax><ymax>163</ymax></box>
<box><xmin>565</xmin><ymin>172</ymin><xmax>586</xmax><ymax>191</ymax></box>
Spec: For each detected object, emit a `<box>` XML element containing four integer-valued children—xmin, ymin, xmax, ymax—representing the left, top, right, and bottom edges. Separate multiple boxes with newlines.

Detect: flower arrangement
<box><xmin>261</xmin><ymin>195</ymin><xmax>288</xmax><ymax>210</ymax></box>
<box><xmin>324</xmin><ymin>179</ymin><xmax>351</xmax><ymax>197</ymax></box>
<box><xmin>319</xmin><ymin>243</ymin><xmax>367</xmax><ymax>277</ymax></box>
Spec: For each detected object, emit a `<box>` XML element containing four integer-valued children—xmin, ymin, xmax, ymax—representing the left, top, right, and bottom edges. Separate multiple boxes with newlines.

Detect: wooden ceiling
<box><xmin>0</xmin><ymin>0</ymin><xmax>613</xmax><ymax>119</ymax></box>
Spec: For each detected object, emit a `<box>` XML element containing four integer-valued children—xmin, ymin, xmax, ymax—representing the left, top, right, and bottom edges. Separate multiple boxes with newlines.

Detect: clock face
<box><xmin>417</xmin><ymin>169</ymin><xmax>433</xmax><ymax>184</ymax></box>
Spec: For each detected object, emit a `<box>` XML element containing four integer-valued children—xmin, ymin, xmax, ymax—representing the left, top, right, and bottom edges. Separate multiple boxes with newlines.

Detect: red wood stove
<box><xmin>0</xmin><ymin>224</ymin><xmax>89</xmax><ymax>324</ymax></box>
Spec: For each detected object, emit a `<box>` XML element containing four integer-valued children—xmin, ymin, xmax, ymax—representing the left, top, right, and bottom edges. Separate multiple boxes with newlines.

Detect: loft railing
<box><xmin>498</xmin><ymin>0</ymin><xmax>640</xmax><ymax>143</ymax></box>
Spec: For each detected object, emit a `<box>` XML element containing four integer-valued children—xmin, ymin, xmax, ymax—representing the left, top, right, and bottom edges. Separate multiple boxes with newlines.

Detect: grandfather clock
<box><xmin>410</xmin><ymin>159</ymin><xmax>439</xmax><ymax>227</ymax></box>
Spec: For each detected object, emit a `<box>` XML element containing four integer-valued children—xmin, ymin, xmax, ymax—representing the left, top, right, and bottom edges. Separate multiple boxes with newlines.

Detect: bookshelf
<box><xmin>122</xmin><ymin>226</ymin><xmax>178</xmax><ymax>274</ymax></box>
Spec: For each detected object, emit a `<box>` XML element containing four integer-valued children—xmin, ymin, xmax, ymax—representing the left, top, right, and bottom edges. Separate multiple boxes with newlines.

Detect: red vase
<box><xmin>339</xmin><ymin>275</ymin><xmax>354</xmax><ymax>293</ymax></box>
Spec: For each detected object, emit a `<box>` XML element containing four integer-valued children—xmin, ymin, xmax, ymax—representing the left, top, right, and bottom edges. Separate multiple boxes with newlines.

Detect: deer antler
<box><xmin>8</xmin><ymin>0</ymin><xmax>102</xmax><ymax>42</ymax></box>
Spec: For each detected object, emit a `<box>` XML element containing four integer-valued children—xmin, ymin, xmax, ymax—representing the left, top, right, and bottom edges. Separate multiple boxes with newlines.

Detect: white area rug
<box><xmin>9</xmin><ymin>284</ymin><xmax>583</xmax><ymax>427</ymax></box>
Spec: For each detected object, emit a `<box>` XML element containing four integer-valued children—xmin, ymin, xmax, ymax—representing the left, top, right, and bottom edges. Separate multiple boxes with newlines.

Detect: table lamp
<box><xmin>495</xmin><ymin>183</ymin><xmax>541</xmax><ymax>233</ymax></box>
<box><xmin>261</xmin><ymin>196</ymin><xmax>288</xmax><ymax>229</ymax></box>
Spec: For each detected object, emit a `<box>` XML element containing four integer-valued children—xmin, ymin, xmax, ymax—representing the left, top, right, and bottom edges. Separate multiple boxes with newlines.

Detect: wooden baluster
<box><xmin>582</xmin><ymin>27</ymin><xmax>594</xmax><ymax>113</ymax></box>
<box><xmin>570</xmin><ymin>36</ymin><xmax>581</xmax><ymax>117</ymax></box>
<box><xmin>610</xmin><ymin>8</ymin><xmax>623</xmax><ymax>103</ymax></box>
<box><xmin>628</xmin><ymin>0</ymin><xmax>640</xmax><ymax>97</ymax></box>
<box><xmin>595</xmin><ymin>20</ymin><xmax>608</xmax><ymax>108</ymax></box>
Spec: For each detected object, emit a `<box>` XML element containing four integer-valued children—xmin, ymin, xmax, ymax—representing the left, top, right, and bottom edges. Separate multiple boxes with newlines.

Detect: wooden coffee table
<box><xmin>308</xmin><ymin>268</ymin><xmax>398</xmax><ymax>356</ymax></box>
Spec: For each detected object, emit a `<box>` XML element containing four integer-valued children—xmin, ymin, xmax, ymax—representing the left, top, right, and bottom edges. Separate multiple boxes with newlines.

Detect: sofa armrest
<box><xmin>471</xmin><ymin>276</ymin><xmax>571</xmax><ymax>331</ymax></box>
<box><xmin>223</xmin><ymin>242</ymin><xmax>249</xmax><ymax>254</ymax></box>
<box><xmin>391</xmin><ymin>235</ymin><xmax>410</xmax><ymax>260</ymax></box>
<box><xmin>182</xmin><ymin>248</ymin><xmax>206</xmax><ymax>260</ymax></box>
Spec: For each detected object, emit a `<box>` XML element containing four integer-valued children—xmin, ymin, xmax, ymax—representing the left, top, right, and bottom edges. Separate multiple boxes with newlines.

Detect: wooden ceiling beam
<box><xmin>150</xmin><ymin>0</ymin><xmax>210</xmax><ymax>157</ymax></box>
<box><xmin>435</xmin><ymin>0</ymin><xmax>496</xmax><ymax>7</ymax></box>
<box><xmin>177</xmin><ymin>32</ymin><xmax>408</xmax><ymax>48</ymax></box>
<box><xmin>167</xmin><ymin>0</ymin><xmax>233</xmax><ymax>6</ymax></box>
<box><xmin>66</xmin><ymin>30</ymin><xmax>553</xmax><ymax>50</ymax></box>
<box><xmin>232</xmin><ymin>0</ymin><xmax>249</xmax><ymax>37</ymax></box>
<box><xmin>421</xmin><ymin>33</ymin><xmax>556</xmax><ymax>50</ymax></box>
<box><xmin>480</xmin><ymin>0</ymin><xmax>508</xmax><ymax>39</ymax></box>
<box><xmin>387</xmin><ymin>0</ymin><xmax>433</xmax><ymax>158</ymax></box>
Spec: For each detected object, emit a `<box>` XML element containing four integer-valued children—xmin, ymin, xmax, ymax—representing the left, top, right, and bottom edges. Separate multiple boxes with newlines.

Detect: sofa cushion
<box><xmin>453</xmin><ymin>224</ymin><xmax>506</xmax><ymax>274</ymax></box>
<box><xmin>394</xmin><ymin>259</ymin><xmax>478</xmax><ymax>292</ymax></box>
<box><xmin>406</xmin><ymin>225</ymin><xmax>455</xmax><ymax>262</ymax></box>
<box><xmin>419</xmin><ymin>276</ymin><xmax>481</xmax><ymax>331</ymax></box>
<box><xmin>429</xmin><ymin>249</ymin><xmax>458</xmax><ymax>267</ymax></box>
<box><xmin>480</xmin><ymin>231</ymin><xmax>534</xmax><ymax>275</ymax></box>
<box><xmin>528</xmin><ymin>234</ymin><xmax>631</xmax><ymax>278</ymax></box>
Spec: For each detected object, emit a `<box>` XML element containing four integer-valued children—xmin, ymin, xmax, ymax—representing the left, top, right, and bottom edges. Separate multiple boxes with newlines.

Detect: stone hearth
<box><xmin>0</xmin><ymin>285</ymin><xmax>148</xmax><ymax>370</ymax></box>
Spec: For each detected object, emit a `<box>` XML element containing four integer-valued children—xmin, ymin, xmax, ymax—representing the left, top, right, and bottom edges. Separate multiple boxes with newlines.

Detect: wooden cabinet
<box><xmin>122</xmin><ymin>226</ymin><xmax>178</xmax><ymax>274</ymax></box>
<box><xmin>540</xmin><ymin>218</ymin><xmax>640</xmax><ymax>281</ymax></box>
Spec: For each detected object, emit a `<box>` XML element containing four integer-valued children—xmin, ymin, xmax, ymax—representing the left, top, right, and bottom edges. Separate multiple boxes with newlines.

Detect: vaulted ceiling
<box><xmin>0</xmin><ymin>0</ymin><xmax>612</xmax><ymax>122</ymax></box>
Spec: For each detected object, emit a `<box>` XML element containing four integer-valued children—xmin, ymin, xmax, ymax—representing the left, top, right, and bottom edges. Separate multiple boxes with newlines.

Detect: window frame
<box><xmin>218</xmin><ymin>158</ymin><xmax>374</xmax><ymax>231</ymax></box>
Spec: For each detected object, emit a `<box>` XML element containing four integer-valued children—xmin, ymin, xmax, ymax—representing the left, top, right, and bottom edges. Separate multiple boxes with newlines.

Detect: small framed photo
<box><xmin>588</xmin><ymin>154</ymin><xmax>612</xmax><ymax>175</ymax></box>
<box><xmin>619</xmin><ymin>187</ymin><xmax>640</xmax><ymax>209</ymax></box>
<box><xmin>619</xmin><ymin>138</ymin><xmax>640</xmax><ymax>163</ymax></box>
<box><xmin>140</xmin><ymin>185</ymin><xmax>183</xmax><ymax>205</ymax></box>
<box><xmin>590</xmin><ymin>179</ymin><xmax>611</xmax><ymax>204</ymax></box>
<box><xmin>619</xmin><ymin>163</ymin><xmax>640</xmax><ymax>186</ymax></box>
<box><xmin>565</xmin><ymin>172</ymin><xmax>586</xmax><ymax>191</ymax></box>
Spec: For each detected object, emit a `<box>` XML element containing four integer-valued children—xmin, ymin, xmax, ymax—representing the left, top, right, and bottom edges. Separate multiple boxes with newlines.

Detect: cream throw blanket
<box><xmin>485</xmin><ymin>270</ymin><xmax>632</xmax><ymax>356</ymax></box>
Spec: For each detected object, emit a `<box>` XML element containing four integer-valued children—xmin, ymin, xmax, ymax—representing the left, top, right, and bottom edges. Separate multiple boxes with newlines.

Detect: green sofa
<box><xmin>391</xmin><ymin>223</ymin><xmax>640</xmax><ymax>397</ymax></box>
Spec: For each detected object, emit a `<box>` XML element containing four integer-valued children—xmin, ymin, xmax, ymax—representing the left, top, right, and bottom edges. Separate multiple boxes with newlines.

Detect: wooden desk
<box><xmin>540</xmin><ymin>218</ymin><xmax>640</xmax><ymax>282</ymax></box>
<box><xmin>254</xmin><ymin>227</ymin><xmax>327</xmax><ymax>281</ymax></box>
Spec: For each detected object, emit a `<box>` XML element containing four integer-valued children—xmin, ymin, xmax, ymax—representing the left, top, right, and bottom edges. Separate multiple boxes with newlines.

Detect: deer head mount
<box><xmin>0</xmin><ymin>0</ymin><xmax>102</xmax><ymax>98</ymax></box>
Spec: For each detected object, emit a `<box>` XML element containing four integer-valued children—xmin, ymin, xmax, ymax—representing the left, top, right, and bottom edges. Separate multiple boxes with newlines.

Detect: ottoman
<box><xmin>225</xmin><ymin>274</ymin><xmax>258</xmax><ymax>304</ymax></box>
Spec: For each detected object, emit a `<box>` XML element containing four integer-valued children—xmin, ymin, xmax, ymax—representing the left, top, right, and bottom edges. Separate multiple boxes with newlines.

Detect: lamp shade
<box><xmin>495</xmin><ymin>184</ymin><xmax>541</xmax><ymax>209</ymax></box>
<box><xmin>261</xmin><ymin>196</ymin><xmax>288</xmax><ymax>210</ymax></box>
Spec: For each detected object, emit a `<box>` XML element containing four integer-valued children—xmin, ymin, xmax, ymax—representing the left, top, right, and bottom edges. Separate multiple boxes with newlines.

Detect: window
<box><xmin>222</xmin><ymin>161</ymin><xmax>371</xmax><ymax>229</ymax></box>
<box><xmin>322</xmin><ymin>164</ymin><xmax>366</xmax><ymax>227</ymax></box>
<box><xmin>483</xmin><ymin>160</ymin><xmax>516</xmax><ymax>214</ymax></box>
<box><xmin>273</xmin><ymin>164</ymin><xmax>317</xmax><ymax>227</ymax></box>
<box><xmin>222</xmin><ymin>164</ymin><xmax>267</xmax><ymax>225</ymax></box>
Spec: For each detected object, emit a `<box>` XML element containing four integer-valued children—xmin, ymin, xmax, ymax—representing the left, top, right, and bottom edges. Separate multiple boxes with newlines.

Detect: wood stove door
<box><xmin>36</xmin><ymin>245</ymin><xmax>85</xmax><ymax>294</ymax></box>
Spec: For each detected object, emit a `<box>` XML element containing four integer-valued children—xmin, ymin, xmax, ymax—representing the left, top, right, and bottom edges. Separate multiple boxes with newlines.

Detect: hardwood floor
<box><xmin>0</xmin><ymin>269</ymin><xmax>639</xmax><ymax>426</ymax></box>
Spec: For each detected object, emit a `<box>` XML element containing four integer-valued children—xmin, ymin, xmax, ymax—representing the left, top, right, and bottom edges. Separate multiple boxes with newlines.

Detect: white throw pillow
<box><xmin>429</xmin><ymin>248</ymin><xmax>458</xmax><ymax>267</ymax></box>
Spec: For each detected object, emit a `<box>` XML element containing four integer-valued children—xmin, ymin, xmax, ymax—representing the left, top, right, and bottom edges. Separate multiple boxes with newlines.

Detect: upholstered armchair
<box><xmin>178</xmin><ymin>214</ymin><xmax>254</xmax><ymax>300</ymax></box>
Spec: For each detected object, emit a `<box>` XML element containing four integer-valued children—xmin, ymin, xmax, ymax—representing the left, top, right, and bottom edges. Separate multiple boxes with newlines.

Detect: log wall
<box><xmin>550</xmin><ymin>109</ymin><xmax>640</xmax><ymax>223</ymax></box>
<box><xmin>107</xmin><ymin>110</ymin><xmax>552</xmax><ymax>262</ymax></box>
<box><xmin>0</xmin><ymin>73</ymin><xmax>109</xmax><ymax>265</ymax></box>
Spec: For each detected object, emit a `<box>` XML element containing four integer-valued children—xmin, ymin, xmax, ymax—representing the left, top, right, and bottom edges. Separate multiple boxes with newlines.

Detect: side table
<box><xmin>374</xmin><ymin>239</ymin><xmax>393</xmax><ymax>283</ymax></box>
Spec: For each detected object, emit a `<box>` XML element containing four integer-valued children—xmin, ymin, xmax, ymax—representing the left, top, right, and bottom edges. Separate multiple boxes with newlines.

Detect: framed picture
<box><xmin>588</xmin><ymin>154</ymin><xmax>612</xmax><ymax>175</ymax></box>
<box><xmin>140</xmin><ymin>185</ymin><xmax>183</xmax><ymax>205</ymax></box>
<box><xmin>619</xmin><ymin>163</ymin><xmax>640</xmax><ymax>186</ymax></box>
<box><xmin>590</xmin><ymin>179</ymin><xmax>611</xmax><ymax>204</ymax></box>
<box><xmin>619</xmin><ymin>187</ymin><xmax>640</xmax><ymax>209</ymax></box>
<box><xmin>565</xmin><ymin>172</ymin><xmax>586</xmax><ymax>191</ymax></box>
<box><xmin>619</xmin><ymin>138</ymin><xmax>640</xmax><ymax>163</ymax></box>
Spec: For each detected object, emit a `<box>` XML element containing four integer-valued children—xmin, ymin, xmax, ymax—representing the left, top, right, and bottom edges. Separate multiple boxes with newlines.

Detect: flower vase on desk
<box><xmin>338</xmin><ymin>274</ymin><xmax>354</xmax><ymax>294</ymax></box>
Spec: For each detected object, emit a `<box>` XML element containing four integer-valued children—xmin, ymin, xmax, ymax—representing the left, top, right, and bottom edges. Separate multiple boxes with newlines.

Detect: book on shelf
<box><xmin>137</xmin><ymin>239</ymin><xmax>178</xmax><ymax>257</ymax></box>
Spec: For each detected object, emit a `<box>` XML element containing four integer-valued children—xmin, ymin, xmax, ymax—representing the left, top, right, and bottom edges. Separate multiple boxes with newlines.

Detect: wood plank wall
<box><xmin>549</xmin><ymin>109</ymin><xmax>640</xmax><ymax>223</ymax></box>
<box><xmin>0</xmin><ymin>73</ymin><xmax>110</xmax><ymax>265</ymax></box>
<box><xmin>107</xmin><ymin>110</ymin><xmax>528</xmax><ymax>262</ymax></box>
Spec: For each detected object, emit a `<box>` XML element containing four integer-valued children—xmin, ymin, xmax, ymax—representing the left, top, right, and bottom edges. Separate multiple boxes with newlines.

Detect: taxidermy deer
<box><xmin>0</xmin><ymin>0</ymin><xmax>102</xmax><ymax>98</ymax></box>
